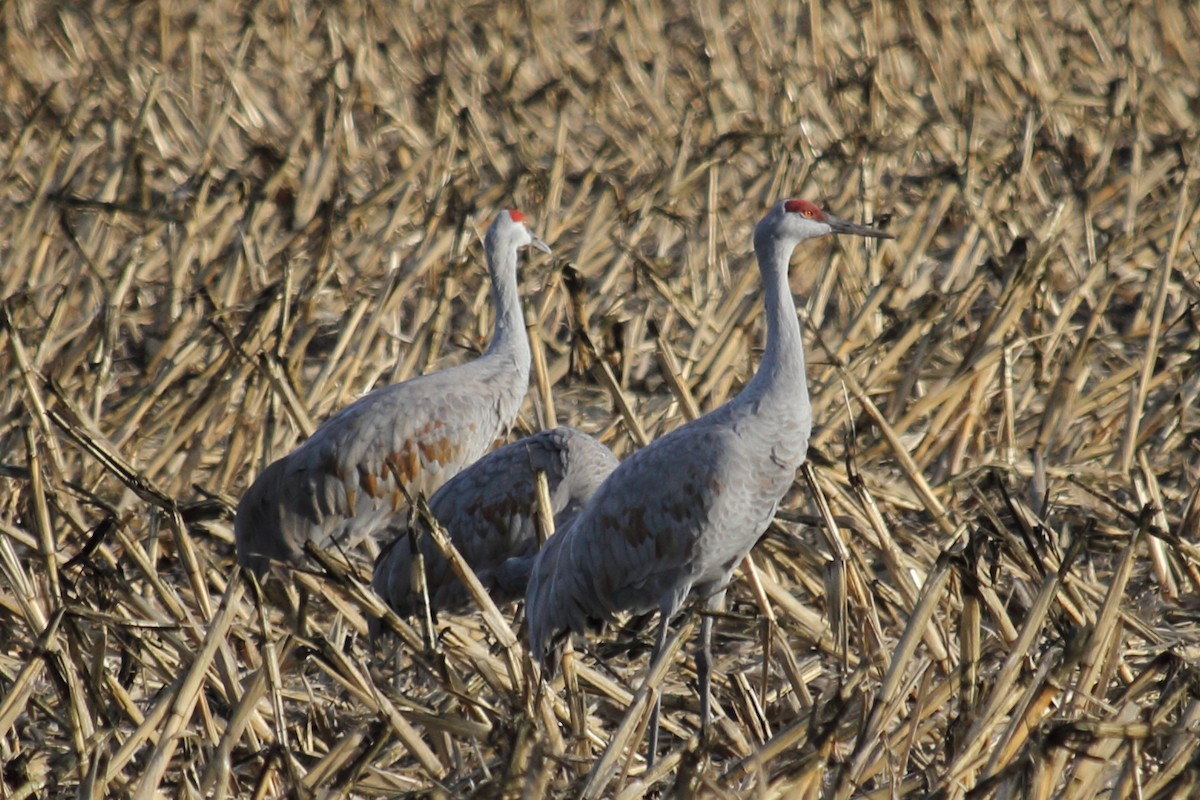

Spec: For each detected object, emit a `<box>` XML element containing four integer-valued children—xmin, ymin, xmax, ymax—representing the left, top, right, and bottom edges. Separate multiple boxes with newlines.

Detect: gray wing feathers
<box><xmin>526</xmin><ymin>420</ymin><xmax>742</xmax><ymax>657</ymax></box>
<box><xmin>525</xmin><ymin>397</ymin><xmax>811</xmax><ymax>659</ymax></box>
<box><xmin>236</xmin><ymin>355</ymin><xmax>525</xmax><ymax>574</ymax></box>
<box><xmin>371</xmin><ymin>427</ymin><xmax>618</xmax><ymax>616</ymax></box>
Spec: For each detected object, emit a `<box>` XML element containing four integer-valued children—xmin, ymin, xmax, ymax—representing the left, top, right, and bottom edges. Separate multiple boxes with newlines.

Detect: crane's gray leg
<box><xmin>697</xmin><ymin>610</ymin><xmax>713</xmax><ymax>736</ymax></box>
<box><xmin>645</xmin><ymin>609</ymin><xmax>670</xmax><ymax>770</ymax></box>
<box><xmin>697</xmin><ymin>589</ymin><xmax>725</xmax><ymax>745</ymax></box>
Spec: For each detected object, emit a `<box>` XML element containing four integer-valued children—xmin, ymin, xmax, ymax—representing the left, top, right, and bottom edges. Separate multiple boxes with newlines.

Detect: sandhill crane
<box><xmin>371</xmin><ymin>426</ymin><xmax>619</xmax><ymax>618</ymax></box>
<box><xmin>526</xmin><ymin>199</ymin><xmax>892</xmax><ymax>765</ymax></box>
<box><xmin>236</xmin><ymin>210</ymin><xmax>551</xmax><ymax>575</ymax></box>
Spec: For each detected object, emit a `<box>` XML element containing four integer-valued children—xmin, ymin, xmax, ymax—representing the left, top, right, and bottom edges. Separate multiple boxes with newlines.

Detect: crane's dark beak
<box><xmin>826</xmin><ymin>214</ymin><xmax>893</xmax><ymax>239</ymax></box>
<box><xmin>529</xmin><ymin>235</ymin><xmax>552</xmax><ymax>255</ymax></box>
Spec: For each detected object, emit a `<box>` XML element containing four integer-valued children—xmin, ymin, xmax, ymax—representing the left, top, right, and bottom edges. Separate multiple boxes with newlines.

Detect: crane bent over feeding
<box><xmin>372</xmin><ymin>426</ymin><xmax>619</xmax><ymax>619</ymax></box>
<box><xmin>525</xmin><ymin>199</ymin><xmax>891</xmax><ymax>766</ymax></box>
<box><xmin>235</xmin><ymin>210</ymin><xmax>550</xmax><ymax>575</ymax></box>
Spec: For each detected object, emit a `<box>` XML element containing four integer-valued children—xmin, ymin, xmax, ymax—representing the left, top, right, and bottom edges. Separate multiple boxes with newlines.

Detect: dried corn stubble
<box><xmin>1</xmin><ymin>1</ymin><xmax>1198</xmax><ymax>797</ymax></box>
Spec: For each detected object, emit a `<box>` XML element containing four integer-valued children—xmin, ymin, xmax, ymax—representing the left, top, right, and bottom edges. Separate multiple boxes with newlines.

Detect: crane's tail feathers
<box><xmin>237</xmin><ymin>551</ymin><xmax>271</xmax><ymax>578</ymax></box>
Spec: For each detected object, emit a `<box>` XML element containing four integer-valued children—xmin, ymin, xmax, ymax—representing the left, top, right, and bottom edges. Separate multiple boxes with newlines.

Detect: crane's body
<box><xmin>528</xmin><ymin>392</ymin><xmax>807</xmax><ymax>632</ymax></box>
<box><xmin>526</xmin><ymin>199</ymin><xmax>891</xmax><ymax>765</ymax></box>
<box><xmin>372</xmin><ymin>426</ymin><xmax>619</xmax><ymax>617</ymax></box>
<box><xmin>236</xmin><ymin>210</ymin><xmax>550</xmax><ymax>574</ymax></box>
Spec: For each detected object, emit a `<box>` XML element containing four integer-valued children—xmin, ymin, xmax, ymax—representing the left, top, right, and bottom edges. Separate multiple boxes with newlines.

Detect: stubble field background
<box><xmin>1</xmin><ymin>0</ymin><xmax>1199</xmax><ymax>797</ymax></box>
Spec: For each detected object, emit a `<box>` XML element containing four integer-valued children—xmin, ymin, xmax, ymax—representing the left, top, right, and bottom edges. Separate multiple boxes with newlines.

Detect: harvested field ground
<box><xmin>2</xmin><ymin>0</ymin><xmax>1200</xmax><ymax>797</ymax></box>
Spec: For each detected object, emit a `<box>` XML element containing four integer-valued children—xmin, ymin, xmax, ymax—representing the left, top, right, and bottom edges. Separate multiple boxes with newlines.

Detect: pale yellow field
<box><xmin>1</xmin><ymin>0</ymin><xmax>1199</xmax><ymax>797</ymax></box>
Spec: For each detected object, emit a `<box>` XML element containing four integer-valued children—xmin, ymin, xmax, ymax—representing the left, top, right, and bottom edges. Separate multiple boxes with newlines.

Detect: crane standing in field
<box><xmin>526</xmin><ymin>199</ymin><xmax>892</xmax><ymax>765</ymax></box>
<box><xmin>236</xmin><ymin>210</ymin><xmax>551</xmax><ymax>575</ymax></box>
<box><xmin>372</xmin><ymin>426</ymin><xmax>619</xmax><ymax>619</ymax></box>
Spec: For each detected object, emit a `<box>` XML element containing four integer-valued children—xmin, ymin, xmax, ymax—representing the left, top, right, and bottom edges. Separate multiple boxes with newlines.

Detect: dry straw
<box><xmin>2</xmin><ymin>0</ymin><xmax>1198</xmax><ymax>797</ymax></box>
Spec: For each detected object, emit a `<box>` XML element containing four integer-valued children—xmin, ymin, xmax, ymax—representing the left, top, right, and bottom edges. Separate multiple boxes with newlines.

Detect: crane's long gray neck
<box><xmin>484</xmin><ymin>244</ymin><xmax>531</xmax><ymax>374</ymax></box>
<box><xmin>744</xmin><ymin>230</ymin><xmax>808</xmax><ymax>406</ymax></box>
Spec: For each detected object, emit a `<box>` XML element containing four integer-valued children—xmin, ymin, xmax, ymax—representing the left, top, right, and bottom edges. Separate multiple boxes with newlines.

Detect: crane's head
<box><xmin>487</xmin><ymin>209</ymin><xmax>552</xmax><ymax>258</ymax></box>
<box><xmin>762</xmin><ymin>198</ymin><xmax>893</xmax><ymax>245</ymax></box>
